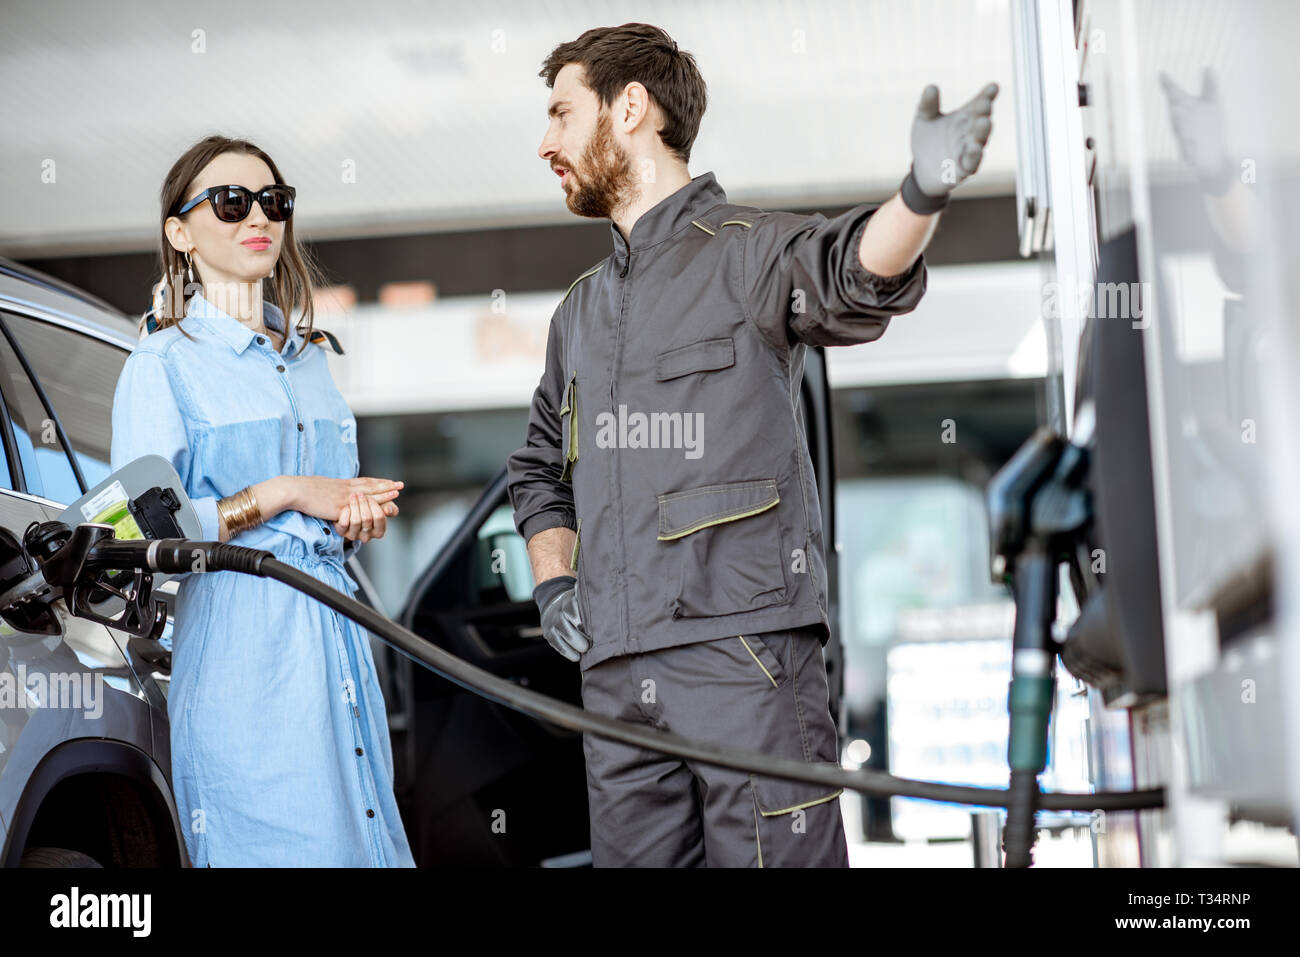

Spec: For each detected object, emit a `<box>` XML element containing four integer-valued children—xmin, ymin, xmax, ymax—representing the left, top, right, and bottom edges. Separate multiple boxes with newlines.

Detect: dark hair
<box><xmin>151</xmin><ymin>134</ymin><xmax>323</xmax><ymax>343</ymax></box>
<box><xmin>539</xmin><ymin>23</ymin><xmax>707</xmax><ymax>164</ymax></box>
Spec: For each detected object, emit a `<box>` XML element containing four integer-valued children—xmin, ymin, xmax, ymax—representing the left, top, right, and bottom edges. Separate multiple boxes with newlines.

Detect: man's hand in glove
<box><xmin>533</xmin><ymin>575</ymin><xmax>590</xmax><ymax>662</ymax></box>
<box><xmin>902</xmin><ymin>82</ymin><xmax>999</xmax><ymax>213</ymax></box>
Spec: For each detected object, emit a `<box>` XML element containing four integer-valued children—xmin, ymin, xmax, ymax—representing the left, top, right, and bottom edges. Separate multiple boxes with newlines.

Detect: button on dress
<box><xmin>110</xmin><ymin>292</ymin><xmax>415</xmax><ymax>867</ymax></box>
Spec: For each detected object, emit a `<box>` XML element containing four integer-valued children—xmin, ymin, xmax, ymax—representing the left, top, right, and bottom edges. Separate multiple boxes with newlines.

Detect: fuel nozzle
<box><xmin>985</xmin><ymin>427</ymin><xmax>1093</xmax><ymax>867</ymax></box>
<box><xmin>0</xmin><ymin>520</ymin><xmax>169</xmax><ymax>641</ymax></box>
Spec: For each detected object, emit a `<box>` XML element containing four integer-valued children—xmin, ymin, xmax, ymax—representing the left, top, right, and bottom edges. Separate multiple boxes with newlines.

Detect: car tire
<box><xmin>19</xmin><ymin>847</ymin><xmax>103</xmax><ymax>867</ymax></box>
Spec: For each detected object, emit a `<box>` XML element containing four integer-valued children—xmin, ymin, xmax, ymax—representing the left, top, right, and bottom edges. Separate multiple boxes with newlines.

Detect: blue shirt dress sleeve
<box><xmin>110</xmin><ymin>347</ymin><xmax>222</xmax><ymax>542</ymax></box>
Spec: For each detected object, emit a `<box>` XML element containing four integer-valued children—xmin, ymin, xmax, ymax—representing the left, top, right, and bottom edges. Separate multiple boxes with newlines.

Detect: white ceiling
<box><xmin>0</xmin><ymin>0</ymin><xmax>1018</xmax><ymax>255</ymax></box>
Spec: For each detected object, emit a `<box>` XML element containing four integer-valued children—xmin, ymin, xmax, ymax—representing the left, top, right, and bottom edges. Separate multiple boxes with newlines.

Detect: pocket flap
<box><xmin>654</xmin><ymin>337</ymin><xmax>735</xmax><ymax>381</ymax></box>
<box><xmin>657</xmin><ymin>479</ymin><xmax>779</xmax><ymax>541</ymax></box>
<box><xmin>751</xmin><ymin>773</ymin><xmax>844</xmax><ymax>817</ymax></box>
<box><xmin>559</xmin><ymin>370</ymin><xmax>577</xmax><ymax>481</ymax></box>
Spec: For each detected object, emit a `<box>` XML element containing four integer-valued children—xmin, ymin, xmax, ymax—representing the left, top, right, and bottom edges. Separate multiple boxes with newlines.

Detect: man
<box><xmin>507</xmin><ymin>23</ymin><xmax>997</xmax><ymax>867</ymax></box>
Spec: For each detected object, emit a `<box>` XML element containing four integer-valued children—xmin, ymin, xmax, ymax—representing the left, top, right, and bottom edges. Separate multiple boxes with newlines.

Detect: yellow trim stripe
<box><xmin>758</xmin><ymin>789</ymin><xmax>845</xmax><ymax>817</ymax></box>
<box><xmin>739</xmin><ymin>635</ymin><xmax>779</xmax><ymax>689</ymax></box>
<box><xmin>656</xmin><ymin>496</ymin><xmax>779</xmax><ymax>541</ymax></box>
<box><xmin>690</xmin><ymin>220</ymin><xmax>716</xmax><ymax>235</ymax></box>
<box><xmin>719</xmin><ymin>219</ymin><xmax>753</xmax><ymax>228</ymax></box>
<box><xmin>560</xmin><ymin>264</ymin><xmax>602</xmax><ymax>306</ymax></box>
<box><xmin>569</xmin><ymin>393</ymin><xmax>578</xmax><ymax>461</ymax></box>
<box><xmin>560</xmin><ymin>371</ymin><xmax>578</xmax><ymax>482</ymax></box>
<box><xmin>569</xmin><ymin>517</ymin><xmax>581</xmax><ymax>571</ymax></box>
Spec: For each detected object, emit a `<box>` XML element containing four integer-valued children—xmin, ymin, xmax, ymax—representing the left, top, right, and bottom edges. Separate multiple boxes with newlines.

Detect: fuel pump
<box><xmin>987</xmin><ymin>427</ymin><xmax>1092</xmax><ymax>867</ymax></box>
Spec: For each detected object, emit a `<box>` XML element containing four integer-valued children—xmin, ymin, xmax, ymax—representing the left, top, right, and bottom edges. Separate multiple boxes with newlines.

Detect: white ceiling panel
<box><xmin>0</xmin><ymin>0</ymin><xmax>1018</xmax><ymax>255</ymax></box>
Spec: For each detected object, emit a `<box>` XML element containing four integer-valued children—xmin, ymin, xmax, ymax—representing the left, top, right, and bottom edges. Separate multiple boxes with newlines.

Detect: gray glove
<box><xmin>533</xmin><ymin>575</ymin><xmax>590</xmax><ymax>662</ymax></box>
<box><xmin>905</xmin><ymin>82</ymin><xmax>999</xmax><ymax>212</ymax></box>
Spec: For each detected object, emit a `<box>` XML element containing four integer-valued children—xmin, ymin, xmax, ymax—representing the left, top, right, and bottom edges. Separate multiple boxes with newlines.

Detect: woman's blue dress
<box><xmin>110</xmin><ymin>292</ymin><xmax>415</xmax><ymax>867</ymax></box>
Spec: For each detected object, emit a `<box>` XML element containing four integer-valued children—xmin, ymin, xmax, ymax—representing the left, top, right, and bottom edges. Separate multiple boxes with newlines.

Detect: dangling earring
<box><xmin>184</xmin><ymin>250</ymin><xmax>195</xmax><ymax>284</ymax></box>
<box><xmin>268</xmin><ymin>263</ymin><xmax>275</xmax><ymax>280</ymax></box>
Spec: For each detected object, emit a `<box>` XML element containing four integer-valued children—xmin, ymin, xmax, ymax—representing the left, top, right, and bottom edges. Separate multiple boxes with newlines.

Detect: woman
<box><xmin>110</xmin><ymin>135</ymin><xmax>415</xmax><ymax>867</ymax></box>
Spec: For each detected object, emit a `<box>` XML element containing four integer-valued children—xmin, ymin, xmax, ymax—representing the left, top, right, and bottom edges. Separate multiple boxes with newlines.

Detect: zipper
<box><xmin>610</xmin><ymin>251</ymin><xmax>632</xmax><ymax>408</ymax></box>
<box><xmin>611</xmin><ymin>251</ymin><xmax>632</xmax><ymax>649</ymax></box>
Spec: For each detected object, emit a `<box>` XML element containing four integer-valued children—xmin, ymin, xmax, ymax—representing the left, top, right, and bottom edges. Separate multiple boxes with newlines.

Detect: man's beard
<box><xmin>564</xmin><ymin>111</ymin><xmax>637</xmax><ymax>219</ymax></box>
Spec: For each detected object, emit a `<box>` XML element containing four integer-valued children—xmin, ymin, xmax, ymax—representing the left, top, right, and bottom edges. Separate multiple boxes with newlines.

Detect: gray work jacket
<box><xmin>507</xmin><ymin>171</ymin><xmax>927</xmax><ymax>669</ymax></box>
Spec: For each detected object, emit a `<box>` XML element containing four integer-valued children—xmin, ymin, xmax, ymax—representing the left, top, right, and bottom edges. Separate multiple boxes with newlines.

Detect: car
<box><xmin>0</xmin><ymin>257</ymin><xmax>188</xmax><ymax>866</ymax></box>
<box><xmin>0</xmin><ymin>256</ymin><xmax>844</xmax><ymax>868</ymax></box>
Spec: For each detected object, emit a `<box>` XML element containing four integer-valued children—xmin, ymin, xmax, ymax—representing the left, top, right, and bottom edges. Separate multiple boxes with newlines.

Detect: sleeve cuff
<box><xmin>518</xmin><ymin>509</ymin><xmax>577</xmax><ymax>542</ymax></box>
<box><xmin>899</xmin><ymin>165</ymin><xmax>951</xmax><ymax>215</ymax></box>
<box><xmin>193</xmin><ymin>496</ymin><xmax>220</xmax><ymax>542</ymax></box>
<box><xmin>857</xmin><ymin>262</ymin><xmax>920</xmax><ymax>293</ymax></box>
<box><xmin>533</xmin><ymin>574</ymin><xmax>576</xmax><ymax>612</ymax></box>
<box><xmin>844</xmin><ymin>215</ymin><xmax>923</xmax><ymax>295</ymax></box>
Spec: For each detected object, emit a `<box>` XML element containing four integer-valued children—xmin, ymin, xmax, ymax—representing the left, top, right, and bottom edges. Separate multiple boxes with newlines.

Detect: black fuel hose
<box><xmin>112</xmin><ymin>539</ymin><xmax>1165</xmax><ymax>812</ymax></box>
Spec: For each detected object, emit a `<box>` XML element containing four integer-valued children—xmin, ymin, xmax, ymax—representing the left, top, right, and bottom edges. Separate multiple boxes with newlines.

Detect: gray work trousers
<box><xmin>578</xmin><ymin>627</ymin><xmax>850</xmax><ymax>867</ymax></box>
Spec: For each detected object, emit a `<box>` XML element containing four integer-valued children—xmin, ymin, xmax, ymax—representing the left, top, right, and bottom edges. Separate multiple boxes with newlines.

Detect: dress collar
<box><xmin>185</xmin><ymin>292</ymin><xmax>304</xmax><ymax>359</ymax></box>
<box><xmin>609</xmin><ymin>170</ymin><xmax>728</xmax><ymax>260</ymax></box>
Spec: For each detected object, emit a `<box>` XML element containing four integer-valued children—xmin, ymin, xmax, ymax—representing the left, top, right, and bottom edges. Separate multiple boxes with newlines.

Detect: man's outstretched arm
<box><xmin>858</xmin><ymin>193</ymin><xmax>943</xmax><ymax>278</ymax></box>
<box><xmin>859</xmin><ymin>82</ymin><xmax>999</xmax><ymax>278</ymax></box>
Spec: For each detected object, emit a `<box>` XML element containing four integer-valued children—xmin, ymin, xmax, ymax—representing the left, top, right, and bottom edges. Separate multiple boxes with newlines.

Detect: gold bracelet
<box><xmin>233</xmin><ymin>487</ymin><xmax>262</xmax><ymax>532</ymax></box>
<box><xmin>227</xmin><ymin>488</ymin><xmax>260</xmax><ymax>534</ymax></box>
<box><xmin>216</xmin><ymin>492</ymin><xmax>242</xmax><ymax>536</ymax></box>
<box><xmin>217</xmin><ymin>486</ymin><xmax>263</xmax><ymax>536</ymax></box>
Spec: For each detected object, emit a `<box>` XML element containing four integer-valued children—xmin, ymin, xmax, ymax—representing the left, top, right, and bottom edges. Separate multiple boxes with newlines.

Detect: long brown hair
<box><xmin>150</xmin><ymin>135</ymin><xmax>323</xmax><ymax>345</ymax></box>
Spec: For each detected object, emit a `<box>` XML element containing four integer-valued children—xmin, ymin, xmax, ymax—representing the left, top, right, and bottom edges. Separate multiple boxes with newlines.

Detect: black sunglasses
<box><xmin>175</xmin><ymin>184</ymin><xmax>296</xmax><ymax>223</ymax></box>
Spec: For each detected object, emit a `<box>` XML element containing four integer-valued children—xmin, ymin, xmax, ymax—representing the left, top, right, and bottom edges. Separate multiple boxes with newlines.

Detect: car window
<box><xmin>0</xmin><ymin>312</ymin><xmax>126</xmax><ymax>500</ymax></box>
<box><xmin>0</xmin><ymin>323</ymin><xmax>79</xmax><ymax>501</ymax></box>
<box><xmin>0</xmin><ymin>395</ymin><xmax>13</xmax><ymax>492</ymax></box>
<box><xmin>475</xmin><ymin>503</ymin><xmax>534</xmax><ymax>603</ymax></box>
